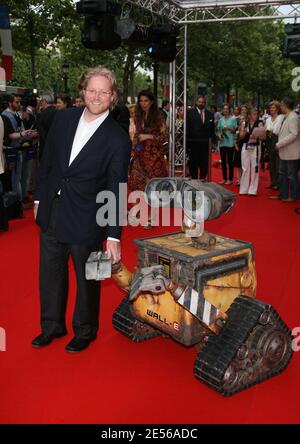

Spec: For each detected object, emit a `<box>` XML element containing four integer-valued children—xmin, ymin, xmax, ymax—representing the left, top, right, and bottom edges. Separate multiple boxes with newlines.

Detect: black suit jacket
<box><xmin>36</xmin><ymin>106</ymin><xmax>57</xmax><ymax>159</ymax></box>
<box><xmin>186</xmin><ymin>107</ymin><xmax>215</xmax><ymax>143</ymax></box>
<box><xmin>34</xmin><ymin>107</ymin><xmax>131</xmax><ymax>245</ymax></box>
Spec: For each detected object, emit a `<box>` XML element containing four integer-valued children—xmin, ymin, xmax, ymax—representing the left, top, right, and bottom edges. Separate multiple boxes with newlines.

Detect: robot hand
<box><xmin>129</xmin><ymin>265</ymin><xmax>171</xmax><ymax>301</ymax></box>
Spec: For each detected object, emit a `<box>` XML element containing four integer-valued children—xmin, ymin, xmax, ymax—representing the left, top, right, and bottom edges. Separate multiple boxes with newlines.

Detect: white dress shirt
<box><xmin>69</xmin><ymin>109</ymin><xmax>109</xmax><ymax>165</ymax></box>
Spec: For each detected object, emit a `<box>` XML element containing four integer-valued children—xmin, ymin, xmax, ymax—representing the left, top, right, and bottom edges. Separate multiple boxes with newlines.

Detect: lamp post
<box><xmin>62</xmin><ymin>63</ymin><xmax>69</xmax><ymax>94</ymax></box>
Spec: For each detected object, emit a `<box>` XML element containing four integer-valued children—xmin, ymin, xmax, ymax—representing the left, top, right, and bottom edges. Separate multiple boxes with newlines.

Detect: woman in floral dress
<box><xmin>129</xmin><ymin>90</ymin><xmax>168</xmax><ymax>192</ymax></box>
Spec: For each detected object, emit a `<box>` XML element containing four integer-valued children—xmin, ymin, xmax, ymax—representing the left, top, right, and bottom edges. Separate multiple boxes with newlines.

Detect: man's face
<box><xmin>75</xmin><ymin>97</ymin><xmax>83</xmax><ymax>107</ymax></box>
<box><xmin>196</xmin><ymin>97</ymin><xmax>206</xmax><ymax>110</ymax></box>
<box><xmin>11</xmin><ymin>96</ymin><xmax>21</xmax><ymax>112</ymax></box>
<box><xmin>280</xmin><ymin>102</ymin><xmax>287</xmax><ymax>115</ymax></box>
<box><xmin>83</xmin><ymin>75</ymin><xmax>115</xmax><ymax>117</ymax></box>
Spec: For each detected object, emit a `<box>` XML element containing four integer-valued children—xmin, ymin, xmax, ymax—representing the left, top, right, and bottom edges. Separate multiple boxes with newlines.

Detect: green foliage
<box><xmin>5</xmin><ymin>1</ymin><xmax>298</xmax><ymax>104</ymax></box>
<box><xmin>187</xmin><ymin>18</ymin><xmax>297</xmax><ymax>105</ymax></box>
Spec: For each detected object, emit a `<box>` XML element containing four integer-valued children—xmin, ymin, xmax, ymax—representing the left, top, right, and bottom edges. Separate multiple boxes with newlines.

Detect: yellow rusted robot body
<box><xmin>129</xmin><ymin>232</ymin><xmax>256</xmax><ymax>346</ymax></box>
<box><xmin>110</xmin><ymin>180</ymin><xmax>293</xmax><ymax>396</ymax></box>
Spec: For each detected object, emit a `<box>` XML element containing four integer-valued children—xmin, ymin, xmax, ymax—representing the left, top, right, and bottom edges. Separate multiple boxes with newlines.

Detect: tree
<box><xmin>187</xmin><ymin>18</ymin><xmax>297</xmax><ymax>105</ymax></box>
<box><xmin>7</xmin><ymin>0</ymin><xmax>76</xmax><ymax>87</ymax></box>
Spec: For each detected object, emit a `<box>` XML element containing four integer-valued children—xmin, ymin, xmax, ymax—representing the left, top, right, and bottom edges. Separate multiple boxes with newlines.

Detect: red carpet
<box><xmin>0</xmin><ymin>165</ymin><xmax>300</xmax><ymax>424</ymax></box>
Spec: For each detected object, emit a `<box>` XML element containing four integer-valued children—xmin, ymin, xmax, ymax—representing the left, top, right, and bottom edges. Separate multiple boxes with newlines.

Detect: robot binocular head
<box><xmin>145</xmin><ymin>178</ymin><xmax>236</xmax><ymax>223</ymax></box>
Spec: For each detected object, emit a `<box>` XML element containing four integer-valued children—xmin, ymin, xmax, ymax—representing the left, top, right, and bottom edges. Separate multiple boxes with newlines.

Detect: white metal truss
<box><xmin>169</xmin><ymin>24</ymin><xmax>187</xmax><ymax>175</ymax></box>
<box><xmin>125</xmin><ymin>1</ymin><xmax>300</xmax><ymax>23</ymax></box>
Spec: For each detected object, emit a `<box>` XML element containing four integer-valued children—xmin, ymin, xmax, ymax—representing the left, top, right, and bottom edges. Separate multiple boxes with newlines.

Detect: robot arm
<box><xmin>128</xmin><ymin>265</ymin><xmax>183</xmax><ymax>301</ymax></box>
<box><xmin>129</xmin><ymin>265</ymin><xmax>227</xmax><ymax>334</ymax></box>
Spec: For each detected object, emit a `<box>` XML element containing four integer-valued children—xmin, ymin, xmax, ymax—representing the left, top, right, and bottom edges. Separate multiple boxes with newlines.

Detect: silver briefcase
<box><xmin>85</xmin><ymin>251</ymin><xmax>112</xmax><ymax>280</ymax></box>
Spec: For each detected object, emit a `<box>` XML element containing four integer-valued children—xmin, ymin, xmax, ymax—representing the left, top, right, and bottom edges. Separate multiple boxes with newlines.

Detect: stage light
<box><xmin>116</xmin><ymin>18</ymin><xmax>136</xmax><ymax>39</ymax></box>
<box><xmin>116</xmin><ymin>2</ymin><xmax>136</xmax><ymax>40</ymax></box>
<box><xmin>146</xmin><ymin>24</ymin><xmax>179</xmax><ymax>63</ymax></box>
<box><xmin>76</xmin><ymin>0</ymin><xmax>119</xmax><ymax>15</ymax></box>
<box><xmin>284</xmin><ymin>23</ymin><xmax>300</xmax><ymax>64</ymax></box>
<box><xmin>76</xmin><ymin>0</ymin><xmax>121</xmax><ymax>51</ymax></box>
<box><xmin>123</xmin><ymin>24</ymin><xmax>151</xmax><ymax>47</ymax></box>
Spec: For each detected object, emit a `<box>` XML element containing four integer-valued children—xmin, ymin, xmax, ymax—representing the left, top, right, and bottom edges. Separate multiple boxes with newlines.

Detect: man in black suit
<box><xmin>32</xmin><ymin>66</ymin><xmax>131</xmax><ymax>352</ymax></box>
<box><xmin>186</xmin><ymin>96</ymin><xmax>215</xmax><ymax>180</ymax></box>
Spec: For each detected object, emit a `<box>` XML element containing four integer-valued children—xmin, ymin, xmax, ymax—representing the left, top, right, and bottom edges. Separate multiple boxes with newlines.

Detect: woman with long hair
<box><xmin>129</xmin><ymin>90</ymin><xmax>168</xmax><ymax>192</ymax></box>
<box><xmin>128</xmin><ymin>90</ymin><xmax>168</xmax><ymax>229</ymax></box>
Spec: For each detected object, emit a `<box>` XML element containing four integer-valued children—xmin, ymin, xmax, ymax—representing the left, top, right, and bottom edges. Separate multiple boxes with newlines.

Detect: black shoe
<box><xmin>32</xmin><ymin>332</ymin><xmax>67</xmax><ymax>348</ymax></box>
<box><xmin>65</xmin><ymin>336</ymin><xmax>96</xmax><ymax>353</ymax></box>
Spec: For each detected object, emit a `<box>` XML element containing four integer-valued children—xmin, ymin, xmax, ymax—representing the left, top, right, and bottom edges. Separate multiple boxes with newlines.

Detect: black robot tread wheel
<box><xmin>113</xmin><ymin>295</ymin><xmax>161</xmax><ymax>342</ymax></box>
<box><xmin>194</xmin><ymin>295</ymin><xmax>293</xmax><ymax>396</ymax></box>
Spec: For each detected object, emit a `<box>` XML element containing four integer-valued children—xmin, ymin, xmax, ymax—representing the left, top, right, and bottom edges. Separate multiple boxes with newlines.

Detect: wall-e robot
<box><xmin>86</xmin><ymin>179</ymin><xmax>293</xmax><ymax>396</ymax></box>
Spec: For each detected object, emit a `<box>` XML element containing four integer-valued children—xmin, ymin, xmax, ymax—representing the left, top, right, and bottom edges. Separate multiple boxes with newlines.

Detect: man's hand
<box><xmin>33</xmin><ymin>202</ymin><xmax>39</xmax><ymax>220</ymax></box>
<box><xmin>106</xmin><ymin>239</ymin><xmax>121</xmax><ymax>264</ymax></box>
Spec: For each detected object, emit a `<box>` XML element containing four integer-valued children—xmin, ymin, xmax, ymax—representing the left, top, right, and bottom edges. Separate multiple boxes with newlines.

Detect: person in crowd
<box><xmin>31</xmin><ymin>65</ymin><xmax>131</xmax><ymax>353</ymax></box>
<box><xmin>36</xmin><ymin>93</ymin><xmax>57</xmax><ymax>160</ymax></box>
<box><xmin>217</xmin><ymin>104</ymin><xmax>237</xmax><ymax>185</ymax></box>
<box><xmin>21</xmin><ymin>97</ymin><xmax>38</xmax><ymax>203</ymax></box>
<box><xmin>160</xmin><ymin>100</ymin><xmax>170</xmax><ymax>126</ymax></box>
<box><xmin>129</xmin><ymin>89</ymin><xmax>168</xmax><ymax>193</ymax></box>
<box><xmin>1</xmin><ymin>94</ymin><xmax>33</xmax><ymax>204</ymax></box>
<box><xmin>261</xmin><ymin>105</ymin><xmax>270</xmax><ymax>124</ymax></box>
<box><xmin>233</xmin><ymin>106</ymin><xmax>241</xmax><ymax>121</ymax></box>
<box><xmin>270</xmin><ymin>97</ymin><xmax>300</xmax><ymax>202</ymax></box>
<box><xmin>210</xmin><ymin>105</ymin><xmax>221</xmax><ymax>125</ymax></box>
<box><xmin>0</xmin><ymin>114</ymin><xmax>8</xmax><ymax>231</ymax></box>
<box><xmin>210</xmin><ymin>105</ymin><xmax>221</xmax><ymax>153</ymax></box>
<box><xmin>264</xmin><ymin>100</ymin><xmax>284</xmax><ymax>190</ymax></box>
<box><xmin>239</xmin><ymin>108</ymin><xmax>264</xmax><ymax>196</ymax></box>
<box><xmin>73</xmin><ymin>96</ymin><xmax>84</xmax><ymax>108</ymax></box>
<box><xmin>128</xmin><ymin>90</ymin><xmax>168</xmax><ymax>229</ymax></box>
<box><xmin>186</xmin><ymin>95</ymin><xmax>215</xmax><ymax>180</ymax></box>
<box><xmin>128</xmin><ymin>104</ymin><xmax>136</xmax><ymax>143</ymax></box>
<box><xmin>55</xmin><ymin>94</ymin><xmax>72</xmax><ymax>110</ymax></box>
<box><xmin>111</xmin><ymin>101</ymin><xmax>130</xmax><ymax>134</ymax></box>
<box><xmin>234</xmin><ymin>108</ymin><xmax>248</xmax><ymax>186</ymax></box>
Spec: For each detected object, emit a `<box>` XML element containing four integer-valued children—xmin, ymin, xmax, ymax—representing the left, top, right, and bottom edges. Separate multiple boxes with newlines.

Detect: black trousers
<box><xmin>39</xmin><ymin>198</ymin><xmax>101</xmax><ymax>339</ymax></box>
<box><xmin>188</xmin><ymin>140</ymin><xmax>209</xmax><ymax>180</ymax></box>
<box><xmin>220</xmin><ymin>146</ymin><xmax>235</xmax><ymax>181</ymax></box>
